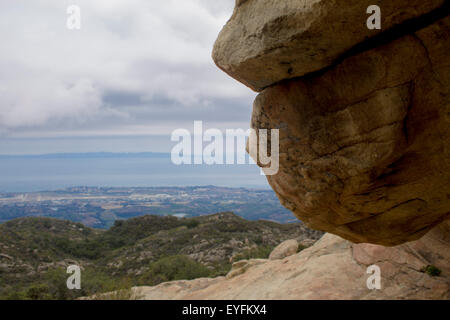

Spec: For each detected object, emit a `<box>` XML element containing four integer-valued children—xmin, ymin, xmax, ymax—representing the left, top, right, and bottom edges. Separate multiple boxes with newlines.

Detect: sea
<box><xmin>0</xmin><ymin>153</ymin><xmax>270</xmax><ymax>193</ymax></box>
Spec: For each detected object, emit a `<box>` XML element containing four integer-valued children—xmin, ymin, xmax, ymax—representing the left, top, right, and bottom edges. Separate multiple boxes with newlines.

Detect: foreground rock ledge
<box><xmin>128</xmin><ymin>222</ymin><xmax>449</xmax><ymax>300</ymax></box>
<box><xmin>213</xmin><ymin>0</ymin><xmax>445</xmax><ymax>91</ymax></box>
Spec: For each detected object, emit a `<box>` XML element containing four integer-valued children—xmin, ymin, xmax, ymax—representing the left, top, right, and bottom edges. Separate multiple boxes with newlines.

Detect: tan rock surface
<box><xmin>133</xmin><ymin>222</ymin><xmax>449</xmax><ymax>300</ymax></box>
<box><xmin>269</xmin><ymin>239</ymin><xmax>299</xmax><ymax>260</ymax></box>
<box><xmin>226</xmin><ymin>259</ymin><xmax>267</xmax><ymax>279</ymax></box>
<box><xmin>212</xmin><ymin>0</ymin><xmax>446</xmax><ymax>91</ymax></box>
<box><xmin>249</xmin><ymin>16</ymin><xmax>450</xmax><ymax>245</ymax></box>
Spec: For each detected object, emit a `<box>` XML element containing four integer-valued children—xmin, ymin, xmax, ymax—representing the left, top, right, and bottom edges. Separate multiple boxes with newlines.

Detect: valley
<box><xmin>0</xmin><ymin>212</ymin><xmax>323</xmax><ymax>300</ymax></box>
<box><xmin>0</xmin><ymin>186</ymin><xmax>296</xmax><ymax>229</ymax></box>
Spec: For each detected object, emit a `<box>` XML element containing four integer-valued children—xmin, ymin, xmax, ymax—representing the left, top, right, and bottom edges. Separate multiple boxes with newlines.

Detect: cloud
<box><xmin>0</xmin><ymin>0</ymin><xmax>254</xmax><ymax>141</ymax></box>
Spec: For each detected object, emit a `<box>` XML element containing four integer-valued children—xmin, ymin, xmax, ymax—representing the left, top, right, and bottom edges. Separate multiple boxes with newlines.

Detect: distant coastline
<box><xmin>0</xmin><ymin>185</ymin><xmax>272</xmax><ymax>195</ymax></box>
<box><xmin>0</xmin><ymin>152</ymin><xmax>269</xmax><ymax>193</ymax></box>
<box><xmin>0</xmin><ymin>185</ymin><xmax>292</xmax><ymax>228</ymax></box>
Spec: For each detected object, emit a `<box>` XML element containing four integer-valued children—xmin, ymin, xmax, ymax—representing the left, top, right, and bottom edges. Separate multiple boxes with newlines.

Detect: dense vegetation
<box><xmin>0</xmin><ymin>213</ymin><xmax>322</xmax><ymax>299</ymax></box>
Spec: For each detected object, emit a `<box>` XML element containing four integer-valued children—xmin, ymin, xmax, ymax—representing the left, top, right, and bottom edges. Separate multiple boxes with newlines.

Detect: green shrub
<box><xmin>25</xmin><ymin>284</ymin><xmax>51</xmax><ymax>300</ymax></box>
<box><xmin>91</xmin><ymin>277</ymin><xmax>142</xmax><ymax>300</ymax></box>
<box><xmin>3</xmin><ymin>290</ymin><xmax>28</xmax><ymax>300</ymax></box>
<box><xmin>140</xmin><ymin>255</ymin><xmax>211</xmax><ymax>286</ymax></box>
<box><xmin>183</xmin><ymin>219</ymin><xmax>200</xmax><ymax>229</ymax></box>
<box><xmin>233</xmin><ymin>246</ymin><xmax>274</xmax><ymax>263</ymax></box>
<box><xmin>421</xmin><ymin>265</ymin><xmax>442</xmax><ymax>277</ymax></box>
<box><xmin>0</xmin><ymin>267</ymin><xmax>137</xmax><ymax>300</ymax></box>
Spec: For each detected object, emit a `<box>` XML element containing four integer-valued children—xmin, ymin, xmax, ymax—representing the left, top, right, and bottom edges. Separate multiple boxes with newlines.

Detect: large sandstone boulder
<box><xmin>132</xmin><ymin>222</ymin><xmax>449</xmax><ymax>300</ymax></box>
<box><xmin>249</xmin><ymin>16</ymin><xmax>450</xmax><ymax>245</ymax></box>
<box><xmin>213</xmin><ymin>0</ymin><xmax>446</xmax><ymax>91</ymax></box>
<box><xmin>213</xmin><ymin>0</ymin><xmax>450</xmax><ymax>245</ymax></box>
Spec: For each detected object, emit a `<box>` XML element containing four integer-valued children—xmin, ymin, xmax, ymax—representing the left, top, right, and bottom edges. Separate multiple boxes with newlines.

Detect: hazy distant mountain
<box><xmin>0</xmin><ymin>152</ymin><xmax>171</xmax><ymax>159</ymax></box>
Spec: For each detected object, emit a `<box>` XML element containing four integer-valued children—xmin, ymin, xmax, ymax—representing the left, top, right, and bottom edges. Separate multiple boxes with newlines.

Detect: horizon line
<box><xmin>0</xmin><ymin>151</ymin><xmax>170</xmax><ymax>157</ymax></box>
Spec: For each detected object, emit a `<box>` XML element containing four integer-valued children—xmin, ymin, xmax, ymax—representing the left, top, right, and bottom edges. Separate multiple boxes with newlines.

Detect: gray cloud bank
<box><xmin>0</xmin><ymin>0</ymin><xmax>254</xmax><ymax>153</ymax></box>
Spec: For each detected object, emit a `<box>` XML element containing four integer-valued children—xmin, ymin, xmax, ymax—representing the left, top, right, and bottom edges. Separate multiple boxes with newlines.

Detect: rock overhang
<box><xmin>212</xmin><ymin>1</ymin><xmax>450</xmax><ymax>246</ymax></box>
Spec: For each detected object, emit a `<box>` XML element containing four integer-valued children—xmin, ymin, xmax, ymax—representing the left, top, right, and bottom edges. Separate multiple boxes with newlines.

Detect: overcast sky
<box><xmin>0</xmin><ymin>0</ymin><xmax>255</xmax><ymax>154</ymax></box>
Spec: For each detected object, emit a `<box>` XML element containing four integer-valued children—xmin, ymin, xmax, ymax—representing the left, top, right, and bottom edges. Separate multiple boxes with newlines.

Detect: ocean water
<box><xmin>0</xmin><ymin>154</ymin><xmax>270</xmax><ymax>193</ymax></box>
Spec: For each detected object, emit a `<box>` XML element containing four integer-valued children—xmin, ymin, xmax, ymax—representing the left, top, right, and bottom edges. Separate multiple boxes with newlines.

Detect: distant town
<box><xmin>0</xmin><ymin>186</ymin><xmax>296</xmax><ymax>228</ymax></box>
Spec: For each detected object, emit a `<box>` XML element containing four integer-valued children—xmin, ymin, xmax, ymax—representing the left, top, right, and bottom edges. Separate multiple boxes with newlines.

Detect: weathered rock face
<box><xmin>226</xmin><ymin>259</ymin><xmax>267</xmax><ymax>279</ymax></box>
<box><xmin>213</xmin><ymin>1</ymin><xmax>450</xmax><ymax>246</ymax></box>
<box><xmin>269</xmin><ymin>239</ymin><xmax>298</xmax><ymax>260</ymax></box>
<box><xmin>132</xmin><ymin>222</ymin><xmax>449</xmax><ymax>300</ymax></box>
<box><xmin>250</xmin><ymin>17</ymin><xmax>450</xmax><ymax>246</ymax></box>
<box><xmin>213</xmin><ymin>0</ymin><xmax>446</xmax><ymax>91</ymax></box>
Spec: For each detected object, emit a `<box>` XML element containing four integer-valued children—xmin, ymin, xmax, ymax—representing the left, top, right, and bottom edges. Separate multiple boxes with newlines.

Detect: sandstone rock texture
<box><xmin>133</xmin><ymin>222</ymin><xmax>449</xmax><ymax>300</ymax></box>
<box><xmin>213</xmin><ymin>0</ymin><xmax>446</xmax><ymax>91</ymax></box>
<box><xmin>213</xmin><ymin>1</ymin><xmax>450</xmax><ymax>246</ymax></box>
<box><xmin>226</xmin><ymin>259</ymin><xmax>267</xmax><ymax>279</ymax></box>
<box><xmin>269</xmin><ymin>239</ymin><xmax>299</xmax><ymax>260</ymax></box>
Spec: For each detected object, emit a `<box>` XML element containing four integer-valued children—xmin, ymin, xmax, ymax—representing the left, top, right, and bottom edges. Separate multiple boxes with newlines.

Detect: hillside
<box><xmin>0</xmin><ymin>218</ymin><xmax>100</xmax><ymax>267</ymax></box>
<box><xmin>0</xmin><ymin>213</ymin><xmax>322</xmax><ymax>299</ymax></box>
